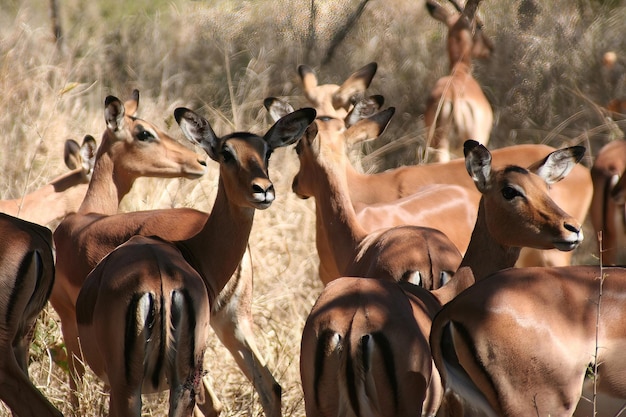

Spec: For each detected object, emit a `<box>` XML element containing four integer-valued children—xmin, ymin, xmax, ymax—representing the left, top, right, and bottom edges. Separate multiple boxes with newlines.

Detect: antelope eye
<box><xmin>502</xmin><ymin>186</ymin><xmax>521</xmax><ymax>200</ymax></box>
<box><xmin>221</xmin><ymin>147</ymin><xmax>235</xmax><ymax>163</ymax></box>
<box><xmin>136</xmin><ymin>130</ymin><xmax>154</xmax><ymax>142</ymax></box>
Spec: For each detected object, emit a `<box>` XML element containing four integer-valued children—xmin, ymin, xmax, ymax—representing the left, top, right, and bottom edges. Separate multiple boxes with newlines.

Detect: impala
<box><xmin>75</xmin><ymin>106</ymin><xmax>316</xmax><ymax>417</ymax></box>
<box><xmin>0</xmin><ymin>213</ymin><xmax>62</xmax><ymax>417</ymax></box>
<box><xmin>424</xmin><ymin>0</ymin><xmax>494</xmax><ymax>163</ymax></box>
<box><xmin>295</xmin><ymin>63</ymin><xmax>592</xmax><ymax>268</ymax></box>
<box><xmin>51</xmin><ymin>90</ymin><xmax>210</xmax><ymax>413</ymax></box>
<box><xmin>301</xmin><ymin>141</ymin><xmax>585</xmax><ymax>417</ymax></box>
<box><xmin>590</xmin><ymin>139</ymin><xmax>626</xmax><ymax>265</ymax></box>
<box><xmin>0</xmin><ymin>136</ymin><xmax>95</xmax><ymax>226</ymax></box>
<box><xmin>429</xmin><ymin>264</ymin><xmax>626</xmax><ymax>417</ymax></box>
<box><xmin>266</xmin><ymin>97</ymin><xmax>472</xmax><ymax>283</ymax></box>
<box><xmin>288</xmin><ymin>104</ymin><xmax>464</xmax><ymax>286</ymax></box>
<box><xmin>301</xmin><ymin>276</ymin><xmax>440</xmax><ymax>417</ymax></box>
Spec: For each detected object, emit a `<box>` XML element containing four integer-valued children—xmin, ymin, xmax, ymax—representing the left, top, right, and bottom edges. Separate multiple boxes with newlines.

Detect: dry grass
<box><xmin>0</xmin><ymin>0</ymin><xmax>624</xmax><ymax>415</ymax></box>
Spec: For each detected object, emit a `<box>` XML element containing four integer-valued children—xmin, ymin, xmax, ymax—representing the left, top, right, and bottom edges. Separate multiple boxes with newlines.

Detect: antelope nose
<box><xmin>564</xmin><ymin>221</ymin><xmax>581</xmax><ymax>234</ymax></box>
<box><xmin>553</xmin><ymin>217</ymin><xmax>584</xmax><ymax>252</ymax></box>
<box><xmin>563</xmin><ymin>219</ymin><xmax>584</xmax><ymax>247</ymax></box>
<box><xmin>252</xmin><ymin>181</ymin><xmax>275</xmax><ymax>204</ymax></box>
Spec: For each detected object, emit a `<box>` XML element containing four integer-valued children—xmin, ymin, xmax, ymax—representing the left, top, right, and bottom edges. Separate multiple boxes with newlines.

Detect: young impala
<box><xmin>0</xmin><ymin>214</ymin><xmax>62</xmax><ymax>417</ymax></box>
<box><xmin>75</xmin><ymin>106</ymin><xmax>315</xmax><ymax>417</ymax></box>
<box><xmin>296</xmin><ymin>64</ymin><xmax>592</xmax><ymax>269</ymax></box>
<box><xmin>424</xmin><ymin>0</ymin><xmax>494</xmax><ymax>163</ymax></box>
<box><xmin>0</xmin><ymin>136</ymin><xmax>95</xmax><ymax>226</ymax></box>
<box><xmin>301</xmin><ymin>140</ymin><xmax>585</xmax><ymax>417</ymax></box>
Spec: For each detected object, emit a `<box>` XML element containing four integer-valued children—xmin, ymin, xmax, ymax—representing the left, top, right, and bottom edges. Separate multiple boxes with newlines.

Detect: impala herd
<box><xmin>2</xmin><ymin>1</ymin><xmax>625</xmax><ymax>417</ymax></box>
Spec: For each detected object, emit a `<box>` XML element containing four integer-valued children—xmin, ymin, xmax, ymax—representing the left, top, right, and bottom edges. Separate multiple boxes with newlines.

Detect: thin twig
<box><xmin>593</xmin><ymin>231</ymin><xmax>605</xmax><ymax>417</ymax></box>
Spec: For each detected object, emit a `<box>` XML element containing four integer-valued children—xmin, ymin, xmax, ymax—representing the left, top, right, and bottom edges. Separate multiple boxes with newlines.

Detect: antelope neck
<box><xmin>459</xmin><ymin>199</ymin><xmax>521</xmax><ymax>281</ymax></box>
<box><xmin>77</xmin><ymin>136</ymin><xmax>132</xmax><ymax>215</ymax></box>
<box><xmin>176</xmin><ymin>176</ymin><xmax>256</xmax><ymax>304</ymax></box>
<box><xmin>313</xmin><ymin>156</ymin><xmax>365</xmax><ymax>278</ymax></box>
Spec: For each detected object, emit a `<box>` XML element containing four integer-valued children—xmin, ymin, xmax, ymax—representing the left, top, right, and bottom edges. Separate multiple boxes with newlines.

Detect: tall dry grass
<box><xmin>0</xmin><ymin>0</ymin><xmax>624</xmax><ymax>415</ymax></box>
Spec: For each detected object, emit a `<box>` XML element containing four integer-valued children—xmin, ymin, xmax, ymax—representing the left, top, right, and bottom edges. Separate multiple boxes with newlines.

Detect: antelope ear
<box><xmin>527</xmin><ymin>146</ymin><xmax>585</xmax><ymax>185</ymax></box>
<box><xmin>174</xmin><ymin>107</ymin><xmax>220</xmax><ymax>162</ymax></box>
<box><xmin>332</xmin><ymin>62</ymin><xmax>378</xmax><ymax>111</ymax></box>
<box><xmin>298</xmin><ymin>64</ymin><xmax>318</xmax><ymax>93</ymax></box>
<box><xmin>264</xmin><ymin>108</ymin><xmax>317</xmax><ymax>149</ymax></box>
<box><xmin>344</xmin><ymin>95</ymin><xmax>385</xmax><ymax>127</ymax></box>
<box><xmin>345</xmin><ymin>107</ymin><xmax>395</xmax><ymax>146</ymax></box>
<box><xmin>464</xmin><ymin>140</ymin><xmax>492</xmax><ymax>192</ymax></box>
<box><xmin>462</xmin><ymin>0</ymin><xmax>481</xmax><ymax>22</ymax></box>
<box><xmin>426</xmin><ymin>0</ymin><xmax>451</xmax><ymax>23</ymax></box>
<box><xmin>80</xmin><ymin>135</ymin><xmax>97</xmax><ymax>175</ymax></box>
<box><xmin>63</xmin><ymin>139</ymin><xmax>81</xmax><ymax>170</ymax></box>
<box><xmin>264</xmin><ymin>97</ymin><xmax>295</xmax><ymax>122</ymax></box>
<box><xmin>64</xmin><ymin>134</ymin><xmax>97</xmax><ymax>178</ymax></box>
<box><xmin>104</xmin><ymin>96</ymin><xmax>125</xmax><ymax>133</ymax></box>
<box><xmin>124</xmin><ymin>89</ymin><xmax>140</xmax><ymax>117</ymax></box>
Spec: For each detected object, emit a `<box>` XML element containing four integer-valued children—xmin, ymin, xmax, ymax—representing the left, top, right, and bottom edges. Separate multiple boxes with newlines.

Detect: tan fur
<box><xmin>298</xmin><ymin>62</ymin><xmax>378</xmax><ymax>119</ymax></box>
<box><xmin>76</xmin><ymin>236</ymin><xmax>211</xmax><ymax>417</ymax></box>
<box><xmin>430</xmin><ymin>265</ymin><xmax>626</xmax><ymax>417</ymax></box>
<box><xmin>266</xmin><ymin>98</ymin><xmax>472</xmax><ymax>283</ymax></box>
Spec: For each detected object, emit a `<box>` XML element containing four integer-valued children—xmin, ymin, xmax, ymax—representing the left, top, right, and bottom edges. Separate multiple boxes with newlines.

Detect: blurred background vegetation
<box><xmin>0</xmin><ymin>0</ymin><xmax>624</xmax><ymax>415</ymax></box>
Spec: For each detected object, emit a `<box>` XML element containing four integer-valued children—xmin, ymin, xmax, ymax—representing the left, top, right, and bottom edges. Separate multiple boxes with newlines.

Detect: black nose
<box><xmin>564</xmin><ymin>222</ymin><xmax>580</xmax><ymax>233</ymax></box>
<box><xmin>253</xmin><ymin>183</ymin><xmax>273</xmax><ymax>195</ymax></box>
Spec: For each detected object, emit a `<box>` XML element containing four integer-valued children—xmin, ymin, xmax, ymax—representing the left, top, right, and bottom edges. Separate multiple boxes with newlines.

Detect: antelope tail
<box><xmin>345</xmin><ymin>331</ymin><xmax>399</xmax><ymax>417</ymax></box>
<box><xmin>168</xmin><ymin>288</ymin><xmax>203</xmax><ymax>417</ymax></box>
<box><xmin>124</xmin><ymin>292</ymin><xmax>158</xmax><ymax>385</ymax></box>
